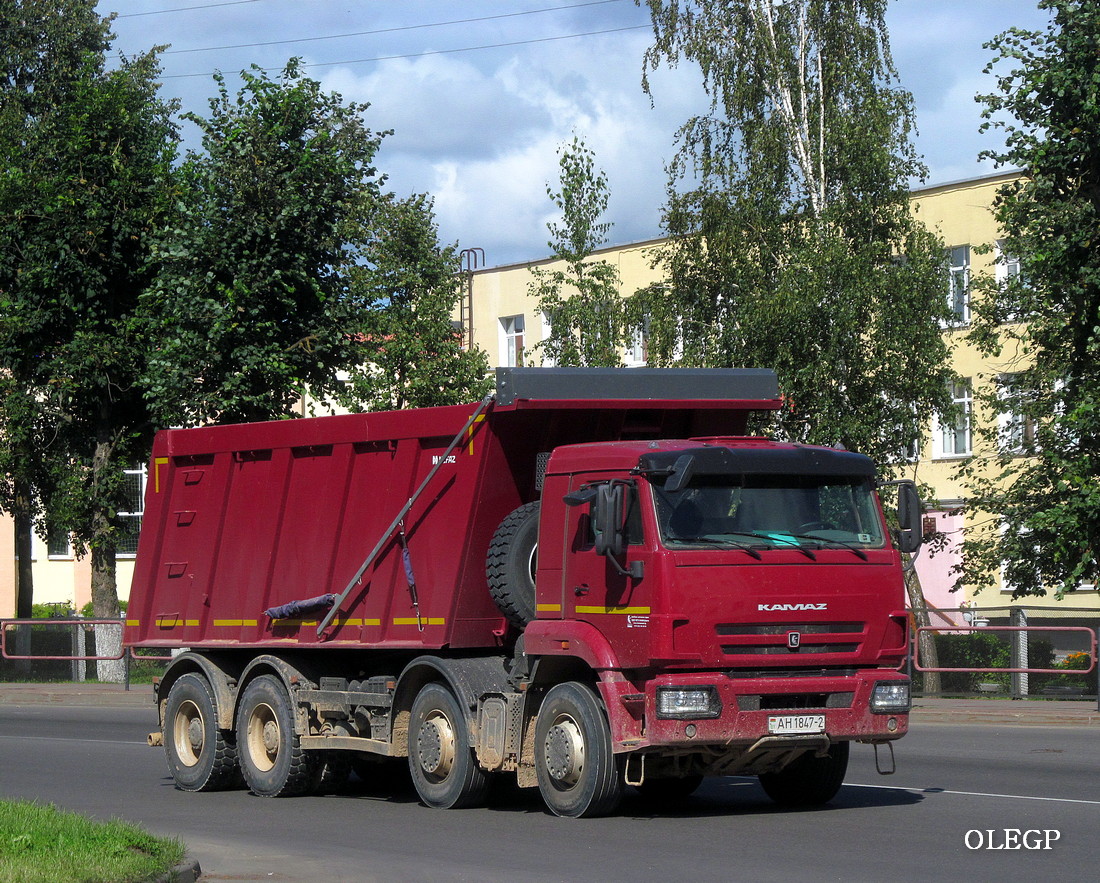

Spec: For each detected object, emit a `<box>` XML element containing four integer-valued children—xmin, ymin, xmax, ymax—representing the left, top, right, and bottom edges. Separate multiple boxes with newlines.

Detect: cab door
<box><xmin>562</xmin><ymin>477</ymin><xmax>653</xmax><ymax>668</ymax></box>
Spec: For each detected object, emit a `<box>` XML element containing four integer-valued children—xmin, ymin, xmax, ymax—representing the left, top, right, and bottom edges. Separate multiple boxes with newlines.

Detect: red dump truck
<box><xmin>126</xmin><ymin>367</ymin><xmax>921</xmax><ymax>817</ymax></box>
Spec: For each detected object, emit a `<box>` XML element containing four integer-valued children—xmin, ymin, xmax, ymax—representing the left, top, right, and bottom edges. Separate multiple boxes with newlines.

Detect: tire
<box><xmin>163</xmin><ymin>673</ymin><xmax>241</xmax><ymax>792</ymax></box>
<box><xmin>534</xmin><ymin>682</ymin><xmax>623</xmax><ymax>818</ymax></box>
<box><xmin>236</xmin><ymin>674</ymin><xmax>319</xmax><ymax>797</ymax></box>
<box><xmin>486</xmin><ymin>501</ymin><xmax>540</xmax><ymax>627</ymax></box>
<box><xmin>637</xmin><ymin>774</ymin><xmax>704</xmax><ymax>804</ymax></box>
<box><xmin>408</xmin><ymin>682</ymin><xmax>489</xmax><ymax>809</ymax></box>
<box><xmin>758</xmin><ymin>741</ymin><xmax>849</xmax><ymax>807</ymax></box>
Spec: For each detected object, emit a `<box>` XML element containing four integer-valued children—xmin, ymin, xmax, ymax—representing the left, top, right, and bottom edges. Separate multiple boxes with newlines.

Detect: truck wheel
<box><xmin>534</xmin><ymin>682</ymin><xmax>623</xmax><ymax>818</ymax></box>
<box><xmin>486</xmin><ymin>501</ymin><xmax>540</xmax><ymax>627</ymax></box>
<box><xmin>408</xmin><ymin>682</ymin><xmax>489</xmax><ymax>809</ymax></box>
<box><xmin>758</xmin><ymin>741</ymin><xmax>849</xmax><ymax>807</ymax></box>
<box><xmin>163</xmin><ymin>673</ymin><xmax>241</xmax><ymax>792</ymax></box>
<box><xmin>236</xmin><ymin>674</ymin><xmax>318</xmax><ymax>797</ymax></box>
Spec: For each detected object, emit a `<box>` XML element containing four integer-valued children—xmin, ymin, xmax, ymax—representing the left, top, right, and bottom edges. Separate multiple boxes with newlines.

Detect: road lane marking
<box><xmin>848</xmin><ymin>782</ymin><xmax>1100</xmax><ymax>806</ymax></box>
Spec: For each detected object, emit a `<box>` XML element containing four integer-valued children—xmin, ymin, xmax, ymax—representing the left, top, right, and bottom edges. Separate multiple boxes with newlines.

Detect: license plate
<box><xmin>767</xmin><ymin>714</ymin><xmax>826</xmax><ymax>735</ymax></box>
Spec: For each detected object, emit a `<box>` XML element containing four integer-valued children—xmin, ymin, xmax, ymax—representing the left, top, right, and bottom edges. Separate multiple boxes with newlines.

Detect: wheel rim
<box><xmin>246</xmin><ymin>702</ymin><xmax>280</xmax><ymax>772</ymax></box>
<box><xmin>172</xmin><ymin>699</ymin><xmax>204</xmax><ymax>768</ymax></box>
<box><xmin>543</xmin><ymin>714</ymin><xmax>586</xmax><ymax>789</ymax></box>
<box><xmin>415</xmin><ymin>709</ymin><xmax>456</xmax><ymax>783</ymax></box>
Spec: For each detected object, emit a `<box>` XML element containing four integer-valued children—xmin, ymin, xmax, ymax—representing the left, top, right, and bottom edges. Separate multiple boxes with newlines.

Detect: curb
<box><xmin>150</xmin><ymin>859</ymin><xmax>202</xmax><ymax>883</ymax></box>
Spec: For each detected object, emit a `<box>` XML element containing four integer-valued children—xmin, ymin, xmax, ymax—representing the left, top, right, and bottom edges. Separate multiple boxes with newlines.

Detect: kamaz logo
<box><xmin>757</xmin><ymin>603</ymin><xmax>828</xmax><ymax>612</ymax></box>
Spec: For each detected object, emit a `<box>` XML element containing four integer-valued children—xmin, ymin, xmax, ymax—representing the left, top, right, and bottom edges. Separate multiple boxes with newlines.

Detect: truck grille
<box><xmin>716</xmin><ymin>622</ymin><xmax>864</xmax><ymax>657</ymax></box>
<box><xmin>737</xmin><ymin>692</ymin><xmax>855</xmax><ymax>711</ymax></box>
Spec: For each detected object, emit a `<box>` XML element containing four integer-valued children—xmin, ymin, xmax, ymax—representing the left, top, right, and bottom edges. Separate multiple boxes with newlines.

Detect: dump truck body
<box><xmin>128</xmin><ymin>368</ymin><xmax>919</xmax><ymax>817</ymax></box>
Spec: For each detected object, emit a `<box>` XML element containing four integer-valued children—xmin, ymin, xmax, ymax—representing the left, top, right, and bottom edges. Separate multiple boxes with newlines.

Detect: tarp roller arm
<box><xmin>316</xmin><ymin>392</ymin><xmax>495</xmax><ymax>637</ymax></box>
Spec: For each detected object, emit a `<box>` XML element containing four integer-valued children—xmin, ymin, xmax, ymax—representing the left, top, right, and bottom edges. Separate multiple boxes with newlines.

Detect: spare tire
<box><xmin>486</xmin><ymin>501</ymin><xmax>540</xmax><ymax>628</ymax></box>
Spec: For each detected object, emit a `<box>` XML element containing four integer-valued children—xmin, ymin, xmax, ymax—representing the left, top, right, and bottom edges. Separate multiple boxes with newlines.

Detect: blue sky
<box><xmin>98</xmin><ymin>0</ymin><xmax>1051</xmax><ymax>266</ymax></box>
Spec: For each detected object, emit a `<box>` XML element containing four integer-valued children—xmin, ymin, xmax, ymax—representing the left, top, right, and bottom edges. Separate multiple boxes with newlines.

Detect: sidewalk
<box><xmin>0</xmin><ymin>681</ymin><xmax>153</xmax><ymax>707</ymax></box>
<box><xmin>910</xmin><ymin>695</ymin><xmax>1100</xmax><ymax>726</ymax></box>
<box><xmin>1</xmin><ymin>681</ymin><xmax>1097</xmax><ymax>724</ymax></box>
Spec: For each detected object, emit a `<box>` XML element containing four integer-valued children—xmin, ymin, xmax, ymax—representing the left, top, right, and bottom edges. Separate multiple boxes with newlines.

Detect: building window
<box><xmin>936</xmin><ymin>379</ymin><xmax>972</xmax><ymax>457</ymax></box>
<box><xmin>117</xmin><ymin>465</ymin><xmax>147</xmax><ymax>557</ymax></box>
<box><xmin>947</xmin><ymin>245</ymin><xmax>970</xmax><ymax>323</ymax></box>
<box><xmin>500</xmin><ymin>315</ymin><xmax>525</xmax><ymax>367</ymax></box>
<box><xmin>625</xmin><ymin>322</ymin><xmax>649</xmax><ymax>367</ymax></box>
<box><xmin>997</xmin><ymin>373</ymin><xmax>1036</xmax><ymax>454</ymax></box>
<box><xmin>47</xmin><ymin>530</ymin><xmax>71</xmax><ymax>559</ymax></box>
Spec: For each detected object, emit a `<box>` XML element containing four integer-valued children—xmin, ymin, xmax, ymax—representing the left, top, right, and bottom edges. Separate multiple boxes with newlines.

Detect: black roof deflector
<box><xmin>495</xmin><ymin>367</ymin><xmax>779</xmax><ymax>407</ymax></box>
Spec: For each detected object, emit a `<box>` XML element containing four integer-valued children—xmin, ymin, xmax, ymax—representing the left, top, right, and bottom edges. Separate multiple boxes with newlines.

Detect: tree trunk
<box><xmin>903</xmin><ymin>564</ymin><xmax>941</xmax><ymax>695</ymax></box>
<box><xmin>90</xmin><ymin>541</ymin><xmax>125</xmax><ymax>683</ymax></box>
<box><xmin>13</xmin><ymin>481</ymin><xmax>35</xmax><ymax>676</ymax></box>
<box><xmin>90</xmin><ymin>432</ymin><xmax>125</xmax><ymax>683</ymax></box>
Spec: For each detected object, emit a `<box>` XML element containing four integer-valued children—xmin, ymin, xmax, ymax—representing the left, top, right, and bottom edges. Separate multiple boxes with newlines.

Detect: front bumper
<box><xmin>611</xmin><ymin>669</ymin><xmax>908</xmax><ymax>751</ymax></box>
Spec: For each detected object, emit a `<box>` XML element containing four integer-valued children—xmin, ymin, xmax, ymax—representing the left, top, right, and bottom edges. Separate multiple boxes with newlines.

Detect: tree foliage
<box><xmin>143</xmin><ymin>61</ymin><xmax>388</xmax><ymax>426</ymax></box>
<box><xmin>958</xmin><ymin>0</ymin><xmax>1100</xmax><ymax>597</ymax></box>
<box><xmin>530</xmin><ymin>136</ymin><xmax>630</xmax><ymax>367</ymax></box>
<box><xmin>335</xmin><ymin>192</ymin><xmax>491</xmax><ymax>411</ymax></box>
<box><xmin>0</xmin><ymin>0</ymin><xmax>179</xmax><ymax>627</ymax></box>
<box><xmin>635</xmin><ymin>0</ymin><xmax>954</xmax><ymax>469</ymax></box>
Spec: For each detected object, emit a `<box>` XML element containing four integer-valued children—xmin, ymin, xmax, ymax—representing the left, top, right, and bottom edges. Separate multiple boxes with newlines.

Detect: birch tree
<box><xmin>635</xmin><ymin>0</ymin><xmax>954</xmax><ymax>469</ymax></box>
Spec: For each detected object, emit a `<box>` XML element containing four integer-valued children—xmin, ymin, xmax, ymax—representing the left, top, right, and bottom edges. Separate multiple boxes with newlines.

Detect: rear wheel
<box><xmin>236</xmin><ymin>675</ymin><xmax>318</xmax><ymax>797</ymax></box>
<box><xmin>534</xmin><ymin>682</ymin><xmax>623</xmax><ymax>818</ymax></box>
<box><xmin>758</xmin><ymin>741</ymin><xmax>849</xmax><ymax>806</ymax></box>
<box><xmin>163</xmin><ymin>673</ymin><xmax>240</xmax><ymax>792</ymax></box>
<box><xmin>408</xmin><ymin>683</ymin><xmax>489</xmax><ymax>809</ymax></box>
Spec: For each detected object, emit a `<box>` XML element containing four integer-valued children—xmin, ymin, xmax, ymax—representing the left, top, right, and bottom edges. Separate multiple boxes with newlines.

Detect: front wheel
<box><xmin>534</xmin><ymin>682</ymin><xmax>623</xmax><ymax>818</ymax></box>
<box><xmin>236</xmin><ymin>674</ymin><xmax>318</xmax><ymax>797</ymax></box>
<box><xmin>408</xmin><ymin>683</ymin><xmax>489</xmax><ymax>809</ymax></box>
<box><xmin>758</xmin><ymin>741</ymin><xmax>849</xmax><ymax>807</ymax></box>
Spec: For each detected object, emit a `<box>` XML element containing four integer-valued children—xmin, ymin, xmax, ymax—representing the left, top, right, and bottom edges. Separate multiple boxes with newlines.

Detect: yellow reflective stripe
<box><xmin>575</xmin><ymin>606</ymin><xmax>651</xmax><ymax>615</ymax></box>
<box><xmin>392</xmin><ymin>617</ymin><xmax>445</xmax><ymax>626</ymax></box>
<box><xmin>125</xmin><ymin>620</ymin><xmax>140</xmax><ymax>627</ymax></box>
<box><xmin>155</xmin><ymin>618</ymin><xmax>199</xmax><ymax>627</ymax></box>
<box><xmin>536</xmin><ymin>603</ymin><xmax>562</xmax><ymax>612</ymax></box>
<box><xmin>212</xmin><ymin>619</ymin><xmax>258</xmax><ymax>627</ymax></box>
<box><xmin>330</xmin><ymin>618</ymin><xmax>381</xmax><ymax>627</ymax></box>
<box><xmin>154</xmin><ymin>457</ymin><xmax>169</xmax><ymax>493</ymax></box>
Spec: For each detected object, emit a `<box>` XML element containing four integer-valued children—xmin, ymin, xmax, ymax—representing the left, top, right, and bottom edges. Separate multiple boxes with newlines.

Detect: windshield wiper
<box><xmin>742</xmin><ymin>531</ymin><xmax>816</xmax><ymax>560</ymax></box>
<box><xmin>783</xmin><ymin>533</ymin><xmax>870</xmax><ymax>561</ymax></box>
<box><xmin>669</xmin><ymin>535</ymin><xmax>763</xmax><ymax>559</ymax></box>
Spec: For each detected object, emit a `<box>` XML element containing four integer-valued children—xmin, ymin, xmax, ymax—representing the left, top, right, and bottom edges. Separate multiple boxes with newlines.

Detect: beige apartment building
<box><xmin>3</xmin><ymin>170</ymin><xmax>1096</xmax><ymax>627</ymax></box>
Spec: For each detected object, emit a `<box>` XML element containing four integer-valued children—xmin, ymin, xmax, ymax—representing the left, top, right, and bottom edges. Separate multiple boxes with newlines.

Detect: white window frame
<box><xmin>996</xmin><ymin>373</ymin><xmax>1036</xmax><ymax>455</ymax></box>
<box><xmin>499</xmin><ymin>315</ymin><xmax>525</xmax><ymax>368</ymax></box>
<box><xmin>946</xmin><ymin>245</ymin><xmax>970</xmax><ymax>324</ymax></box>
<box><xmin>116</xmin><ymin>464</ymin><xmax>147</xmax><ymax>558</ymax></box>
<box><xmin>625</xmin><ymin>323</ymin><xmax>648</xmax><ymax>368</ymax></box>
<box><xmin>933</xmin><ymin>379</ymin><xmax>972</xmax><ymax>458</ymax></box>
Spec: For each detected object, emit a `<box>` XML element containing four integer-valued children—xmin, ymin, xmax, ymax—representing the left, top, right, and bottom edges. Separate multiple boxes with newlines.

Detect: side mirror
<box><xmin>594</xmin><ymin>483</ymin><xmax>625</xmax><ymax>558</ymax></box>
<box><xmin>896</xmin><ymin>481</ymin><xmax>922</xmax><ymax>554</ymax></box>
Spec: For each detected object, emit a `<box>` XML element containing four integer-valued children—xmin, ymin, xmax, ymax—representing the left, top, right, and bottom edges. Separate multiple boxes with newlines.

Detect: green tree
<box><xmin>530</xmin><ymin>136</ymin><xmax>630</xmax><ymax>367</ymax></box>
<box><xmin>335</xmin><ymin>192</ymin><xmax>491</xmax><ymax>411</ymax></box>
<box><xmin>0</xmin><ymin>0</ymin><xmax>179</xmax><ymax>676</ymax></box>
<box><xmin>144</xmin><ymin>61</ymin><xmax>388</xmax><ymax>426</ymax></box>
<box><xmin>958</xmin><ymin>0</ymin><xmax>1100</xmax><ymax>598</ymax></box>
<box><xmin>635</xmin><ymin>0</ymin><xmax>954</xmax><ymax>469</ymax></box>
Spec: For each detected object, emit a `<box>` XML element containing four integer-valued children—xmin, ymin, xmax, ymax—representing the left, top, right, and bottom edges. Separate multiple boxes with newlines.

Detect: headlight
<box><xmin>870</xmin><ymin>681</ymin><xmax>910</xmax><ymax>713</ymax></box>
<box><xmin>656</xmin><ymin>686</ymin><xmax>721</xmax><ymax>719</ymax></box>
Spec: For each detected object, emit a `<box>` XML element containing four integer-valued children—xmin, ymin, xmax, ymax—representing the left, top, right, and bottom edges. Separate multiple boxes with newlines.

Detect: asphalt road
<box><xmin>0</xmin><ymin>705</ymin><xmax>1097</xmax><ymax>882</ymax></box>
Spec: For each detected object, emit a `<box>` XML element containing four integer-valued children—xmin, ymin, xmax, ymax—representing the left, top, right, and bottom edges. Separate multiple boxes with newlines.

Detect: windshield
<box><xmin>653</xmin><ymin>475</ymin><xmax>886</xmax><ymax>551</ymax></box>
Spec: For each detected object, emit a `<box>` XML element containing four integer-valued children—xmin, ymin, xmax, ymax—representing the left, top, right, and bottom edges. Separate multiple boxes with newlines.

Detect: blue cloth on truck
<box><xmin>264</xmin><ymin>593</ymin><xmax>337</xmax><ymax>620</ymax></box>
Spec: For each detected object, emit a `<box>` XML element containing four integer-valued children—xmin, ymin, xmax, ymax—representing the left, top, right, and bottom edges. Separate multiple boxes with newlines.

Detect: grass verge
<box><xmin>0</xmin><ymin>799</ymin><xmax>185</xmax><ymax>883</ymax></box>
